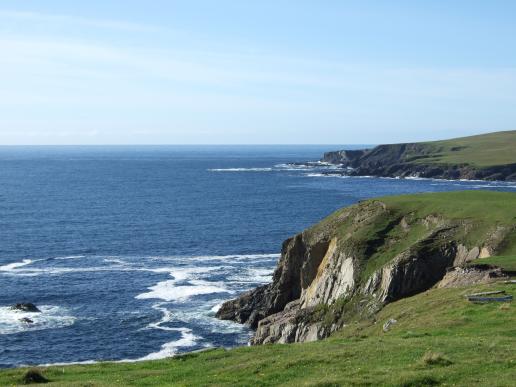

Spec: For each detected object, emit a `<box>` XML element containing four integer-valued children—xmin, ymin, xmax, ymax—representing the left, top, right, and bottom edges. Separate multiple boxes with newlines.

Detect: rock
<box><xmin>11</xmin><ymin>303</ymin><xmax>41</xmax><ymax>313</ymax></box>
<box><xmin>437</xmin><ymin>265</ymin><xmax>507</xmax><ymax>288</ymax></box>
<box><xmin>20</xmin><ymin>317</ymin><xmax>34</xmax><ymax>324</ymax></box>
<box><xmin>22</xmin><ymin>369</ymin><xmax>49</xmax><ymax>384</ymax></box>
<box><xmin>217</xmin><ymin>234</ymin><xmax>329</xmax><ymax>328</ymax></box>
<box><xmin>382</xmin><ymin>318</ymin><xmax>397</xmax><ymax>332</ymax></box>
<box><xmin>322</xmin><ymin>149</ymin><xmax>369</xmax><ymax>166</ymax></box>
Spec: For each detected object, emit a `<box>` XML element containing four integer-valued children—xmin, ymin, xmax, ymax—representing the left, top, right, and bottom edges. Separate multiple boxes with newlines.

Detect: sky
<box><xmin>0</xmin><ymin>1</ymin><xmax>515</xmax><ymax>145</ymax></box>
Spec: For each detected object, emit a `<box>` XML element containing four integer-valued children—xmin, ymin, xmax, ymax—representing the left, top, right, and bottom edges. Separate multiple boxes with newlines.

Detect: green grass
<box><xmin>309</xmin><ymin>191</ymin><xmax>516</xmax><ymax>282</ymax></box>
<box><xmin>380</xmin><ymin>191</ymin><xmax>516</xmax><ymax>249</ymax></box>
<box><xmin>2</xmin><ymin>282</ymin><xmax>514</xmax><ymax>386</ymax></box>
<box><xmin>378</xmin><ymin>191</ymin><xmax>516</xmax><ymax>225</ymax></box>
<box><xmin>415</xmin><ymin>130</ymin><xmax>516</xmax><ymax>167</ymax></box>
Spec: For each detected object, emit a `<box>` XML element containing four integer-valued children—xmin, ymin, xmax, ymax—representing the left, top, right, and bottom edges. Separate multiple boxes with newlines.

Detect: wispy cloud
<box><xmin>0</xmin><ymin>9</ymin><xmax>160</xmax><ymax>32</ymax></box>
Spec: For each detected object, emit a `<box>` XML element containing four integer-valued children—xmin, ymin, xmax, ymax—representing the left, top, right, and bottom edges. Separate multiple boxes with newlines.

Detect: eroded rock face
<box><xmin>437</xmin><ymin>265</ymin><xmax>507</xmax><ymax>288</ymax></box>
<box><xmin>365</xmin><ymin>228</ymin><xmax>458</xmax><ymax>302</ymax></box>
<box><xmin>300</xmin><ymin>239</ymin><xmax>356</xmax><ymax>308</ymax></box>
<box><xmin>216</xmin><ymin>199</ymin><xmax>513</xmax><ymax>345</ymax></box>
<box><xmin>216</xmin><ymin>234</ymin><xmax>331</xmax><ymax>328</ymax></box>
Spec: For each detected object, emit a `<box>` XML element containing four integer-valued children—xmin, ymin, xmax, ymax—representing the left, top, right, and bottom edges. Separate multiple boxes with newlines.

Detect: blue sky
<box><xmin>0</xmin><ymin>1</ymin><xmax>515</xmax><ymax>144</ymax></box>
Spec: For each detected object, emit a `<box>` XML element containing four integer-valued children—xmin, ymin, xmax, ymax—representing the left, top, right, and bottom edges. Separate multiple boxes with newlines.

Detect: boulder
<box><xmin>11</xmin><ymin>303</ymin><xmax>41</xmax><ymax>313</ymax></box>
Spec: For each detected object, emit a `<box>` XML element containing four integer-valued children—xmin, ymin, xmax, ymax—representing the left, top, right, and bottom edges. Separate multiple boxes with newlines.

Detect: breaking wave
<box><xmin>0</xmin><ymin>305</ymin><xmax>76</xmax><ymax>335</ymax></box>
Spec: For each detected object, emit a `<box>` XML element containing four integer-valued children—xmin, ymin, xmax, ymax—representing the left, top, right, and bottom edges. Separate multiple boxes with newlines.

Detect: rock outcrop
<box><xmin>217</xmin><ymin>192</ymin><xmax>516</xmax><ymax>345</ymax></box>
<box><xmin>10</xmin><ymin>303</ymin><xmax>41</xmax><ymax>313</ymax></box>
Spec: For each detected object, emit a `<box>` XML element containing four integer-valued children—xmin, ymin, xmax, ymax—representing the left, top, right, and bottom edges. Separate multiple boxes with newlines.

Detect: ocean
<box><xmin>1</xmin><ymin>145</ymin><xmax>515</xmax><ymax>367</ymax></box>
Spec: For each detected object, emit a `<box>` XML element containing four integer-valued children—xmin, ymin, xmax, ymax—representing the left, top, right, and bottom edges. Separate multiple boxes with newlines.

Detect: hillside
<box><xmin>217</xmin><ymin>191</ymin><xmax>516</xmax><ymax>343</ymax></box>
<box><xmin>1</xmin><ymin>281</ymin><xmax>514</xmax><ymax>386</ymax></box>
<box><xmin>322</xmin><ymin>130</ymin><xmax>516</xmax><ymax>181</ymax></box>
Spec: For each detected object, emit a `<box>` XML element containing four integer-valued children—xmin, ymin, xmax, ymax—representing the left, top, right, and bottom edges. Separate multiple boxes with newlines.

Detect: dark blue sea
<box><xmin>1</xmin><ymin>146</ymin><xmax>515</xmax><ymax>367</ymax></box>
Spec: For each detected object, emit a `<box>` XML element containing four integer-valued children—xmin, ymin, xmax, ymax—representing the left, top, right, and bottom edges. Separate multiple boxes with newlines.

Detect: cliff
<box><xmin>217</xmin><ymin>191</ymin><xmax>516</xmax><ymax>344</ymax></box>
<box><xmin>321</xmin><ymin>130</ymin><xmax>516</xmax><ymax>181</ymax></box>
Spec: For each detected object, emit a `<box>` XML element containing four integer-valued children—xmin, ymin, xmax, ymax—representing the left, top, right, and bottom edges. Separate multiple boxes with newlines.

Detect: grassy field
<box><xmin>417</xmin><ymin>130</ymin><xmax>516</xmax><ymax>167</ymax></box>
<box><xmin>2</xmin><ymin>280</ymin><xmax>514</xmax><ymax>386</ymax></box>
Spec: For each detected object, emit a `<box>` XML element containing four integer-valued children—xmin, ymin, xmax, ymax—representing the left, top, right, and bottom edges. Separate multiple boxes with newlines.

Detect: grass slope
<box><xmin>1</xmin><ymin>281</ymin><xmax>514</xmax><ymax>386</ymax></box>
<box><xmin>307</xmin><ymin>191</ymin><xmax>516</xmax><ymax>281</ymax></box>
<box><xmin>417</xmin><ymin>130</ymin><xmax>516</xmax><ymax>167</ymax></box>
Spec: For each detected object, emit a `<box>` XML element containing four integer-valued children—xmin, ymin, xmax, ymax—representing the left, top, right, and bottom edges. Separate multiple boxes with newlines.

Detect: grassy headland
<box><xmin>323</xmin><ymin>130</ymin><xmax>516</xmax><ymax>180</ymax></box>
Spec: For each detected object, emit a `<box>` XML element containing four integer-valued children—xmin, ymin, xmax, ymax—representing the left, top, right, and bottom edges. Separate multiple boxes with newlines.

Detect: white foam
<box><xmin>54</xmin><ymin>255</ymin><xmax>86</xmax><ymax>260</ymax></box>
<box><xmin>39</xmin><ymin>359</ymin><xmax>98</xmax><ymax>367</ymax></box>
<box><xmin>1</xmin><ymin>266</ymin><xmax>133</xmax><ymax>277</ymax></box>
<box><xmin>0</xmin><ymin>259</ymin><xmax>33</xmax><ymax>271</ymax></box>
<box><xmin>210</xmin><ymin>302</ymin><xmax>223</xmax><ymax>313</ymax></box>
<box><xmin>0</xmin><ymin>305</ymin><xmax>76</xmax><ymax>335</ymax></box>
<box><xmin>305</xmin><ymin>173</ymin><xmax>349</xmax><ymax>178</ymax></box>
<box><xmin>178</xmin><ymin>253</ymin><xmax>279</xmax><ymax>262</ymax></box>
<box><xmin>136</xmin><ymin>279</ymin><xmax>231</xmax><ymax>302</ymax></box>
<box><xmin>137</xmin><ymin>328</ymin><xmax>199</xmax><ymax>361</ymax></box>
<box><xmin>143</xmin><ymin>303</ymin><xmax>175</xmax><ymax>331</ymax></box>
<box><xmin>246</xmin><ymin>268</ymin><xmax>273</xmax><ymax>283</ymax></box>
<box><xmin>208</xmin><ymin>167</ymin><xmax>273</xmax><ymax>172</ymax></box>
<box><xmin>172</xmin><ymin>307</ymin><xmax>248</xmax><ymax>335</ymax></box>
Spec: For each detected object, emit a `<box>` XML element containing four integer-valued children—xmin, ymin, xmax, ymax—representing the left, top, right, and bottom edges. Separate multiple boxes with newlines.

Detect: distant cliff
<box><xmin>321</xmin><ymin>131</ymin><xmax>516</xmax><ymax>181</ymax></box>
<box><xmin>217</xmin><ymin>191</ymin><xmax>516</xmax><ymax>344</ymax></box>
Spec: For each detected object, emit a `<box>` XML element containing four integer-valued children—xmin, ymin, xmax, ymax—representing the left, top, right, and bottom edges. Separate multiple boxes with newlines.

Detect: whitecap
<box><xmin>54</xmin><ymin>255</ymin><xmax>86</xmax><ymax>261</ymax></box>
<box><xmin>136</xmin><ymin>328</ymin><xmax>199</xmax><ymax>361</ymax></box>
<box><xmin>208</xmin><ymin>168</ymin><xmax>273</xmax><ymax>172</ymax></box>
<box><xmin>0</xmin><ymin>305</ymin><xmax>76</xmax><ymax>335</ymax></box>
<box><xmin>136</xmin><ymin>279</ymin><xmax>232</xmax><ymax>302</ymax></box>
<box><xmin>0</xmin><ymin>259</ymin><xmax>33</xmax><ymax>271</ymax></box>
<box><xmin>210</xmin><ymin>302</ymin><xmax>223</xmax><ymax>313</ymax></box>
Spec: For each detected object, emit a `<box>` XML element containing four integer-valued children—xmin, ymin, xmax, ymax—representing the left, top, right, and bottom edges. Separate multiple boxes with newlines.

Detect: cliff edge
<box><xmin>217</xmin><ymin>191</ymin><xmax>516</xmax><ymax>344</ymax></box>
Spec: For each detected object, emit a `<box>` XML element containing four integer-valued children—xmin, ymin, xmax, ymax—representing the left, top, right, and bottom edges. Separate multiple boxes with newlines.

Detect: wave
<box><xmin>305</xmin><ymin>173</ymin><xmax>349</xmax><ymax>178</ymax></box>
<box><xmin>136</xmin><ymin>328</ymin><xmax>200</xmax><ymax>361</ymax></box>
<box><xmin>54</xmin><ymin>255</ymin><xmax>86</xmax><ymax>261</ymax></box>
<box><xmin>227</xmin><ymin>267</ymin><xmax>273</xmax><ymax>283</ymax></box>
<box><xmin>0</xmin><ymin>253</ymin><xmax>279</xmax><ymax>278</ymax></box>
<box><xmin>208</xmin><ymin>168</ymin><xmax>273</xmax><ymax>172</ymax></box>
<box><xmin>136</xmin><ymin>279</ymin><xmax>232</xmax><ymax>302</ymax></box>
<box><xmin>210</xmin><ymin>302</ymin><xmax>223</xmax><ymax>313</ymax></box>
<box><xmin>0</xmin><ymin>259</ymin><xmax>33</xmax><ymax>271</ymax></box>
<box><xmin>176</xmin><ymin>253</ymin><xmax>279</xmax><ymax>262</ymax></box>
<box><xmin>144</xmin><ymin>303</ymin><xmax>175</xmax><ymax>331</ymax></box>
<box><xmin>0</xmin><ymin>305</ymin><xmax>76</xmax><ymax>335</ymax></box>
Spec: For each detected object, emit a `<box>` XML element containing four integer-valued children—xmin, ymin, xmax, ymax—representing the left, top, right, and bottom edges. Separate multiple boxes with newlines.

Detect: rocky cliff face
<box><xmin>216</xmin><ymin>194</ymin><xmax>515</xmax><ymax>345</ymax></box>
<box><xmin>321</xmin><ymin>143</ymin><xmax>516</xmax><ymax>181</ymax></box>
